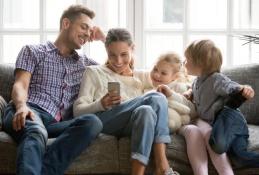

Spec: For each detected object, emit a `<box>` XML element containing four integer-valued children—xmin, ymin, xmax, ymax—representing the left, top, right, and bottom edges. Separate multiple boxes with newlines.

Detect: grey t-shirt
<box><xmin>192</xmin><ymin>72</ymin><xmax>240</xmax><ymax>124</ymax></box>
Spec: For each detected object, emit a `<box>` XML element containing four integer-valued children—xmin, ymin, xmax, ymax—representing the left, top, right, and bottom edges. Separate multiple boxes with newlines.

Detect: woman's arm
<box><xmin>73</xmin><ymin>67</ymin><xmax>105</xmax><ymax>117</ymax></box>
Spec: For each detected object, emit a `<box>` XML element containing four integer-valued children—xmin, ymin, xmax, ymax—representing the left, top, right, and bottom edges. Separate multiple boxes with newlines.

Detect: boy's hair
<box><xmin>157</xmin><ymin>52</ymin><xmax>182</xmax><ymax>74</ymax></box>
<box><xmin>105</xmin><ymin>28</ymin><xmax>134</xmax><ymax>70</ymax></box>
<box><xmin>184</xmin><ymin>39</ymin><xmax>222</xmax><ymax>74</ymax></box>
<box><xmin>60</xmin><ymin>5</ymin><xmax>95</xmax><ymax>30</ymax></box>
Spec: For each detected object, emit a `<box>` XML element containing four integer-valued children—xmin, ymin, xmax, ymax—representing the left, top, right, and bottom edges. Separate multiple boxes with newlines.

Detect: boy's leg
<box><xmin>209</xmin><ymin>107</ymin><xmax>245</xmax><ymax>154</ymax></box>
<box><xmin>42</xmin><ymin>114</ymin><xmax>102</xmax><ymax>175</ymax></box>
<box><xmin>230</xmin><ymin>132</ymin><xmax>259</xmax><ymax>168</ymax></box>
<box><xmin>2</xmin><ymin>103</ymin><xmax>48</xmax><ymax>175</ymax></box>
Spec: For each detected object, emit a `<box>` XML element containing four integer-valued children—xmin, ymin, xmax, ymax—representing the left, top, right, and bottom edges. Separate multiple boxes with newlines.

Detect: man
<box><xmin>2</xmin><ymin>5</ymin><xmax>105</xmax><ymax>175</ymax></box>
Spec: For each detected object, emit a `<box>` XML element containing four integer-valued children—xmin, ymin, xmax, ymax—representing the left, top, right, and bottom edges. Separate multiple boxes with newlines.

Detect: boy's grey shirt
<box><xmin>192</xmin><ymin>72</ymin><xmax>240</xmax><ymax>124</ymax></box>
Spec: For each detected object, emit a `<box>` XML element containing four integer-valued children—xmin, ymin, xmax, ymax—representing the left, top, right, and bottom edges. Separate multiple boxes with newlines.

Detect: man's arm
<box><xmin>12</xmin><ymin>69</ymin><xmax>34</xmax><ymax>131</ymax></box>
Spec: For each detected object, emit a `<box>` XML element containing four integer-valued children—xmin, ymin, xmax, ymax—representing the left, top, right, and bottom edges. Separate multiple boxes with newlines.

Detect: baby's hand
<box><xmin>183</xmin><ymin>89</ymin><xmax>193</xmax><ymax>101</ymax></box>
<box><xmin>157</xmin><ymin>84</ymin><xmax>172</xmax><ymax>97</ymax></box>
<box><xmin>241</xmin><ymin>85</ymin><xmax>254</xmax><ymax>99</ymax></box>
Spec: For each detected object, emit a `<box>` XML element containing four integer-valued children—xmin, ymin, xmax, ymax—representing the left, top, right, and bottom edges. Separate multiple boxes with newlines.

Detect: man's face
<box><xmin>64</xmin><ymin>14</ymin><xmax>93</xmax><ymax>50</ymax></box>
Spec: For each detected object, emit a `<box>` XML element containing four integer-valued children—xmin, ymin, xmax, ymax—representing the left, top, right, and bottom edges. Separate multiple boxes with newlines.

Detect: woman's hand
<box><xmin>241</xmin><ymin>85</ymin><xmax>254</xmax><ymax>99</ymax></box>
<box><xmin>157</xmin><ymin>84</ymin><xmax>172</xmax><ymax>97</ymax></box>
<box><xmin>101</xmin><ymin>93</ymin><xmax>121</xmax><ymax>109</ymax></box>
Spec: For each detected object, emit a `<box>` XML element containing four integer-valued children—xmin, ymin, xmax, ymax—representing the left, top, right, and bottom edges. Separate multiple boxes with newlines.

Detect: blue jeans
<box><xmin>96</xmin><ymin>92</ymin><xmax>171</xmax><ymax>165</ymax></box>
<box><xmin>2</xmin><ymin>102</ymin><xmax>103</xmax><ymax>175</ymax></box>
<box><xmin>209</xmin><ymin>106</ymin><xmax>259</xmax><ymax>168</ymax></box>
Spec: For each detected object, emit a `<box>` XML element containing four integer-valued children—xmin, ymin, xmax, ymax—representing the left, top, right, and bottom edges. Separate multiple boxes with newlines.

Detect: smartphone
<box><xmin>108</xmin><ymin>82</ymin><xmax>120</xmax><ymax>96</ymax></box>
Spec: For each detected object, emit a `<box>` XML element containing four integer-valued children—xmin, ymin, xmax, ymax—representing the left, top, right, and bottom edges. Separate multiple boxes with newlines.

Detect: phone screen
<box><xmin>108</xmin><ymin>82</ymin><xmax>120</xmax><ymax>96</ymax></box>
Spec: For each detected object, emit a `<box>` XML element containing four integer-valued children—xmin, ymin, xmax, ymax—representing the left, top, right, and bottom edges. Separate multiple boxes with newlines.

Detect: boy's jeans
<box><xmin>96</xmin><ymin>92</ymin><xmax>171</xmax><ymax>165</ymax></box>
<box><xmin>2</xmin><ymin>102</ymin><xmax>102</xmax><ymax>175</ymax></box>
<box><xmin>209</xmin><ymin>106</ymin><xmax>259</xmax><ymax>167</ymax></box>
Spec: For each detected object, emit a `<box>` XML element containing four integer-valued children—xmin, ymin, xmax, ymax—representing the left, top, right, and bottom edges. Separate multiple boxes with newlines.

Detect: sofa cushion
<box><xmin>0</xmin><ymin>64</ymin><xmax>15</xmax><ymax>102</ymax></box>
<box><xmin>0</xmin><ymin>132</ymin><xmax>120</xmax><ymax>174</ymax></box>
<box><xmin>0</xmin><ymin>96</ymin><xmax>7</xmax><ymax>130</ymax></box>
<box><xmin>222</xmin><ymin>64</ymin><xmax>259</xmax><ymax>124</ymax></box>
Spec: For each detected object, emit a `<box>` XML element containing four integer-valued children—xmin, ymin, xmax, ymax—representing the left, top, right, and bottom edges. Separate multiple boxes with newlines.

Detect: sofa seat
<box><xmin>0</xmin><ymin>124</ymin><xmax>259</xmax><ymax>174</ymax></box>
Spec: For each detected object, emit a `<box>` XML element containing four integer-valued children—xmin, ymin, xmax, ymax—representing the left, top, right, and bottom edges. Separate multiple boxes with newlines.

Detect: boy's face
<box><xmin>150</xmin><ymin>60</ymin><xmax>177</xmax><ymax>87</ymax></box>
<box><xmin>184</xmin><ymin>57</ymin><xmax>202</xmax><ymax>76</ymax></box>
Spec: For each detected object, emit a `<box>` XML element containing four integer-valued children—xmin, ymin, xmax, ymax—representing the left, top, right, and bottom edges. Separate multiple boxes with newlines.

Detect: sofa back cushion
<box><xmin>222</xmin><ymin>64</ymin><xmax>259</xmax><ymax>125</ymax></box>
<box><xmin>0</xmin><ymin>64</ymin><xmax>15</xmax><ymax>102</ymax></box>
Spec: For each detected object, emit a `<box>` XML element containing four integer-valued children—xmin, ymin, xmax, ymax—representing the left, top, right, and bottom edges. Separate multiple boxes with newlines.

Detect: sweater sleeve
<box><xmin>73</xmin><ymin>67</ymin><xmax>105</xmax><ymax>117</ymax></box>
<box><xmin>168</xmin><ymin>91</ymin><xmax>197</xmax><ymax>118</ymax></box>
<box><xmin>213</xmin><ymin>73</ymin><xmax>241</xmax><ymax>96</ymax></box>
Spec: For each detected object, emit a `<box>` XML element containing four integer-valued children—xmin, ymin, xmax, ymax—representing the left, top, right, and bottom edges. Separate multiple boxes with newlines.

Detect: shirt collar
<box><xmin>46</xmin><ymin>41</ymin><xmax>80</xmax><ymax>61</ymax></box>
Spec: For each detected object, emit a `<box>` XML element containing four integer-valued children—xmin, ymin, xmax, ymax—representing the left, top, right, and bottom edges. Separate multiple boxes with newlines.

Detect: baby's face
<box><xmin>150</xmin><ymin>60</ymin><xmax>176</xmax><ymax>87</ymax></box>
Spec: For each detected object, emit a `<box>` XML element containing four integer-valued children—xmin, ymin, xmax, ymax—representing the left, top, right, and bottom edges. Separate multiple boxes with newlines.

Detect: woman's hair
<box><xmin>105</xmin><ymin>28</ymin><xmax>134</xmax><ymax>69</ymax></box>
<box><xmin>60</xmin><ymin>5</ymin><xmax>95</xmax><ymax>30</ymax></box>
<box><xmin>184</xmin><ymin>39</ymin><xmax>223</xmax><ymax>74</ymax></box>
<box><xmin>157</xmin><ymin>52</ymin><xmax>191</xmax><ymax>83</ymax></box>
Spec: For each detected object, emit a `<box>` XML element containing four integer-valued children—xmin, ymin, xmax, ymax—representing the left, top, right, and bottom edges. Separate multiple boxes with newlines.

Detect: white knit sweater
<box><xmin>73</xmin><ymin>65</ymin><xmax>145</xmax><ymax>117</ymax></box>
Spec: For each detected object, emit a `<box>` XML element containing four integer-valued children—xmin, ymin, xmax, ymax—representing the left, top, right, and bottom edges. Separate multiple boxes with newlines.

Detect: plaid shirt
<box><xmin>16</xmin><ymin>41</ymin><xmax>98</xmax><ymax>119</ymax></box>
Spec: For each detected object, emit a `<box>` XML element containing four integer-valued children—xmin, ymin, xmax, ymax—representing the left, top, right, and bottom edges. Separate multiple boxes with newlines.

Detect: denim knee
<box><xmin>145</xmin><ymin>91</ymin><xmax>167</xmax><ymax>103</ymax></box>
<box><xmin>73</xmin><ymin>114</ymin><xmax>103</xmax><ymax>136</ymax></box>
<box><xmin>209</xmin><ymin>136</ymin><xmax>227</xmax><ymax>154</ymax></box>
<box><xmin>133</xmin><ymin>105</ymin><xmax>157</xmax><ymax>125</ymax></box>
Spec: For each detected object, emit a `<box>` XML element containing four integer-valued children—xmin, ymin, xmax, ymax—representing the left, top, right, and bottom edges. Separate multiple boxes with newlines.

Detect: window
<box><xmin>137</xmin><ymin>0</ymin><xmax>259</xmax><ymax>69</ymax></box>
<box><xmin>0</xmin><ymin>0</ymin><xmax>127</xmax><ymax>64</ymax></box>
<box><xmin>0</xmin><ymin>0</ymin><xmax>258</xmax><ymax>68</ymax></box>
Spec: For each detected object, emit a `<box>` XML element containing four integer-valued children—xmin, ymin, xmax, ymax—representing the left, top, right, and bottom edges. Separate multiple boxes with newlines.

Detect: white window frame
<box><xmin>133</xmin><ymin>0</ymin><xmax>259</xmax><ymax>69</ymax></box>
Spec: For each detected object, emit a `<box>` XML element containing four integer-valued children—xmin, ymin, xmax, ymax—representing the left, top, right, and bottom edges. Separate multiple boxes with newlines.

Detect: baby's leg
<box><xmin>196</xmin><ymin>119</ymin><xmax>234</xmax><ymax>175</ymax></box>
<box><xmin>179</xmin><ymin>124</ymin><xmax>208</xmax><ymax>175</ymax></box>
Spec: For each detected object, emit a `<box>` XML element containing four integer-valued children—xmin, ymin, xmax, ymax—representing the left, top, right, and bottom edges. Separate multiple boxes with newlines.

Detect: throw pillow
<box><xmin>0</xmin><ymin>96</ymin><xmax>7</xmax><ymax>130</ymax></box>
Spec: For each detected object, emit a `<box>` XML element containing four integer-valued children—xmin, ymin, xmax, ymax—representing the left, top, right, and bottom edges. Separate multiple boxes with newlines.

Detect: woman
<box><xmin>73</xmin><ymin>28</ymin><xmax>178</xmax><ymax>175</ymax></box>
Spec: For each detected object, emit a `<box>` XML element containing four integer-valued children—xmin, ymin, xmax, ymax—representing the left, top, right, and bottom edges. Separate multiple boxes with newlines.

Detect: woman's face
<box><xmin>150</xmin><ymin>60</ymin><xmax>177</xmax><ymax>87</ymax></box>
<box><xmin>106</xmin><ymin>41</ymin><xmax>133</xmax><ymax>75</ymax></box>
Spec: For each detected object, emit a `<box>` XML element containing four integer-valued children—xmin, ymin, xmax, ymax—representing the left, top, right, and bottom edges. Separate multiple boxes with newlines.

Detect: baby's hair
<box><xmin>105</xmin><ymin>28</ymin><xmax>134</xmax><ymax>70</ymax></box>
<box><xmin>157</xmin><ymin>52</ymin><xmax>190</xmax><ymax>83</ymax></box>
<box><xmin>184</xmin><ymin>39</ymin><xmax>222</xmax><ymax>74</ymax></box>
<box><xmin>157</xmin><ymin>52</ymin><xmax>182</xmax><ymax>74</ymax></box>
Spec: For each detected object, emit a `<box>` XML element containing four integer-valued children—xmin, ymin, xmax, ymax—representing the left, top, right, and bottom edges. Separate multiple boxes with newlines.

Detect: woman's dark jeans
<box><xmin>209</xmin><ymin>106</ymin><xmax>259</xmax><ymax>168</ymax></box>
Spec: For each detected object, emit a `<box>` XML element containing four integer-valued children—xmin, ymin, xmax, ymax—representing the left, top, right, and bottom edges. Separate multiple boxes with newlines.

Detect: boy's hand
<box><xmin>157</xmin><ymin>84</ymin><xmax>172</xmax><ymax>97</ymax></box>
<box><xmin>241</xmin><ymin>85</ymin><xmax>254</xmax><ymax>99</ymax></box>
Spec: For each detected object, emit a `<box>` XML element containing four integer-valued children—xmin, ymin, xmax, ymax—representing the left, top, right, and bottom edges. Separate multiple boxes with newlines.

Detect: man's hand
<box><xmin>13</xmin><ymin>104</ymin><xmax>35</xmax><ymax>131</ymax></box>
<box><xmin>157</xmin><ymin>84</ymin><xmax>172</xmax><ymax>97</ymax></box>
<box><xmin>241</xmin><ymin>85</ymin><xmax>254</xmax><ymax>99</ymax></box>
<box><xmin>90</xmin><ymin>26</ymin><xmax>105</xmax><ymax>42</ymax></box>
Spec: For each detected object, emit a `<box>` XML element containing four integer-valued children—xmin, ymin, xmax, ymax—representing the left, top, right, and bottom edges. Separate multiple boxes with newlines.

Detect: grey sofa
<box><xmin>0</xmin><ymin>63</ymin><xmax>259</xmax><ymax>175</ymax></box>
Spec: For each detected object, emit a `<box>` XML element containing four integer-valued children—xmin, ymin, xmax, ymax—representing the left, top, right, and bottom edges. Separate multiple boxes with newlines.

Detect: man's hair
<box><xmin>184</xmin><ymin>39</ymin><xmax>222</xmax><ymax>74</ymax></box>
<box><xmin>60</xmin><ymin>4</ymin><xmax>95</xmax><ymax>30</ymax></box>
